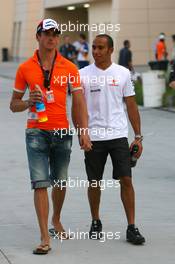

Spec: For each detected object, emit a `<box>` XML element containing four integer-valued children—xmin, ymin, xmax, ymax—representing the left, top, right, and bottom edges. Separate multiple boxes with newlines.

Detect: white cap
<box><xmin>37</xmin><ymin>18</ymin><xmax>60</xmax><ymax>34</ymax></box>
<box><xmin>159</xmin><ymin>34</ymin><xmax>165</xmax><ymax>40</ymax></box>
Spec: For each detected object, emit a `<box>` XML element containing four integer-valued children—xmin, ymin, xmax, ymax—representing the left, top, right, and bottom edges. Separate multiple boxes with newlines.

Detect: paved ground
<box><xmin>0</xmin><ymin>62</ymin><xmax>20</xmax><ymax>80</ymax></box>
<box><xmin>0</xmin><ymin>64</ymin><xmax>175</xmax><ymax>263</ymax></box>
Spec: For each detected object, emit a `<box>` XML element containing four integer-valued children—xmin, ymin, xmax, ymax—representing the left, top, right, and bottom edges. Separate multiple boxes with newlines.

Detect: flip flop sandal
<box><xmin>33</xmin><ymin>244</ymin><xmax>51</xmax><ymax>255</ymax></box>
<box><xmin>49</xmin><ymin>228</ymin><xmax>71</xmax><ymax>239</ymax></box>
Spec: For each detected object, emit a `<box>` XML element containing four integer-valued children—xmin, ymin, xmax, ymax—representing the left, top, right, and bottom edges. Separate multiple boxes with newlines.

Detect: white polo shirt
<box><xmin>79</xmin><ymin>63</ymin><xmax>135</xmax><ymax>141</ymax></box>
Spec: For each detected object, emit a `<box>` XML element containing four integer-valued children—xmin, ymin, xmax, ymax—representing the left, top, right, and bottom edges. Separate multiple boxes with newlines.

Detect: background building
<box><xmin>1</xmin><ymin>0</ymin><xmax>175</xmax><ymax>65</ymax></box>
<box><xmin>0</xmin><ymin>0</ymin><xmax>14</xmax><ymax>61</ymax></box>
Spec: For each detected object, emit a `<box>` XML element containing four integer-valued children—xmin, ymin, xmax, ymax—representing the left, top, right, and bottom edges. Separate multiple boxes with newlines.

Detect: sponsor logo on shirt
<box><xmin>90</xmin><ymin>88</ymin><xmax>101</xmax><ymax>93</ymax></box>
<box><xmin>109</xmin><ymin>79</ymin><xmax>119</xmax><ymax>87</ymax></box>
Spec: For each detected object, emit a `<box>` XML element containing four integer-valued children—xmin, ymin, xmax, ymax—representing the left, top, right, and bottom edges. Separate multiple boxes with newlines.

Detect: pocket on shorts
<box><xmin>25</xmin><ymin>129</ymin><xmax>48</xmax><ymax>151</ymax></box>
<box><xmin>64</xmin><ymin>135</ymin><xmax>72</xmax><ymax>150</ymax></box>
<box><xmin>52</xmin><ymin>133</ymin><xmax>72</xmax><ymax>152</ymax></box>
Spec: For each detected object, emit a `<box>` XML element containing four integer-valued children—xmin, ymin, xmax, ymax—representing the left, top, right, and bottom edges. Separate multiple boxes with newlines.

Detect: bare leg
<box><xmin>88</xmin><ymin>183</ymin><xmax>101</xmax><ymax>220</ymax></box>
<box><xmin>34</xmin><ymin>188</ymin><xmax>50</xmax><ymax>246</ymax></box>
<box><xmin>51</xmin><ymin>186</ymin><xmax>67</xmax><ymax>233</ymax></box>
<box><xmin>119</xmin><ymin>176</ymin><xmax>135</xmax><ymax>225</ymax></box>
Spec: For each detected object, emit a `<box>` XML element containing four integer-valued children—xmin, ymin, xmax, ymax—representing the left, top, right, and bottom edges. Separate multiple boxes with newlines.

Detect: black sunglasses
<box><xmin>43</xmin><ymin>70</ymin><xmax>50</xmax><ymax>89</ymax></box>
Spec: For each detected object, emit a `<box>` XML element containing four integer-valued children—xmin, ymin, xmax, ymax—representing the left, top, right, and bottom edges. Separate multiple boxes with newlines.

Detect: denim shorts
<box><xmin>25</xmin><ymin>128</ymin><xmax>72</xmax><ymax>189</ymax></box>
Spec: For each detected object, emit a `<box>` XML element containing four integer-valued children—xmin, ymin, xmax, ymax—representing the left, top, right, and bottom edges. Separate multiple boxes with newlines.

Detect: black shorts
<box><xmin>84</xmin><ymin>137</ymin><xmax>131</xmax><ymax>181</ymax></box>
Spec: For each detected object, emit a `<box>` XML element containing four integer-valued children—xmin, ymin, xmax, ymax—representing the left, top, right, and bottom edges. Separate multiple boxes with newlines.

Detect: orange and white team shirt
<box><xmin>156</xmin><ymin>41</ymin><xmax>166</xmax><ymax>61</ymax></box>
<box><xmin>14</xmin><ymin>50</ymin><xmax>82</xmax><ymax>130</ymax></box>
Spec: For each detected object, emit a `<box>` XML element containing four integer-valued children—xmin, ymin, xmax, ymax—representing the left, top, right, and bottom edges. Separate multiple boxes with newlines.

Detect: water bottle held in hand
<box><xmin>130</xmin><ymin>144</ymin><xmax>139</xmax><ymax>168</ymax></box>
<box><xmin>35</xmin><ymin>85</ymin><xmax>48</xmax><ymax>123</ymax></box>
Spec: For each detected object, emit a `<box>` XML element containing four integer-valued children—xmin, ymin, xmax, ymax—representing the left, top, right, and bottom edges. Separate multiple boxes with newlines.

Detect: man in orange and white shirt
<box><xmin>156</xmin><ymin>33</ymin><xmax>168</xmax><ymax>61</ymax></box>
<box><xmin>10</xmin><ymin>18</ymin><xmax>91</xmax><ymax>255</ymax></box>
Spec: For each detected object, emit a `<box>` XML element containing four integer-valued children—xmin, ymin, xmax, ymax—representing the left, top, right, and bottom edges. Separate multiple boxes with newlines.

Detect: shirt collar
<box><xmin>32</xmin><ymin>49</ymin><xmax>62</xmax><ymax>64</ymax></box>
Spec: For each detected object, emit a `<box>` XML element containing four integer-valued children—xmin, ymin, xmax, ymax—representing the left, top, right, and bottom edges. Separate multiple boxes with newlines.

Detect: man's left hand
<box><xmin>130</xmin><ymin>140</ymin><xmax>143</xmax><ymax>159</ymax></box>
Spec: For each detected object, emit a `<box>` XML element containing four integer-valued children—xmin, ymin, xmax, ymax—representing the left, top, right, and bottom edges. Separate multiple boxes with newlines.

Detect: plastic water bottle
<box><xmin>35</xmin><ymin>84</ymin><xmax>48</xmax><ymax>123</ymax></box>
<box><xmin>36</xmin><ymin>102</ymin><xmax>48</xmax><ymax>122</ymax></box>
<box><xmin>130</xmin><ymin>145</ymin><xmax>139</xmax><ymax>168</ymax></box>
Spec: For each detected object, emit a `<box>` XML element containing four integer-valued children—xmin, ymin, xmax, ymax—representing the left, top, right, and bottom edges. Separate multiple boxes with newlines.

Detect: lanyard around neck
<box><xmin>37</xmin><ymin>50</ymin><xmax>57</xmax><ymax>90</ymax></box>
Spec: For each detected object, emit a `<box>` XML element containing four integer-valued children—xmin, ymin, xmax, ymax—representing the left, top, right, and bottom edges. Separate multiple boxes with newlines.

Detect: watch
<box><xmin>135</xmin><ymin>134</ymin><xmax>143</xmax><ymax>142</ymax></box>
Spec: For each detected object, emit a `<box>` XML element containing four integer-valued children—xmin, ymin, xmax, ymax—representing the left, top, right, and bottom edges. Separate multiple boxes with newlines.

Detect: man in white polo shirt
<box><xmin>79</xmin><ymin>34</ymin><xmax>145</xmax><ymax>245</ymax></box>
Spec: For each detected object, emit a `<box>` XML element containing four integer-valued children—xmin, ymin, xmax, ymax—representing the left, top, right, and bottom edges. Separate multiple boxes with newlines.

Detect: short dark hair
<box><xmin>172</xmin><ymin>34</ymin><xmax>175</xmax><ymax>41</ymax></box>
<box><xmin>124</xmin><ymin>40</ymin><xmax>130</xmax><ymax>46</ymax></box>
<box><xmin>80</xmin><ymin>33</ymin><xmax>86</xmax><ymax>40</ymax></box>
<box><xmin>36</xmin><ymin>29</ymin><xmax>60</xmax><ymax>37</ymax></box>
<box><xmin>36</xmin><ymin>31</ymin><xmax>41</xmax><ymax>37</ymax></box>
<box><xmin>96</xmin><ymin>34</ymin><xmax>114</xmax><ymax>48</ymax></box>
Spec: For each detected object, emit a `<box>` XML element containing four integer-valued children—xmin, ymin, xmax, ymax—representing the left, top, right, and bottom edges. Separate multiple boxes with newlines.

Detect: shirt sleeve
<box><xmin>14</xmin><ymin>65</ymin><xmax>27</xmax><ymax>93</ymax></box>
<box><xmin>123</xmin><ymin>70</ymin><xmax>135</xmax><ymax>97</ymax></box>
<box><xmin>69</xmin><ymin>63</ymin><xmax>82</xmax><ymax>92</ymax></box>
<box><xmin>79</xmin><ymin>69</ymin><xmax>86</xmax><ymax>93</ymax></box>
<box><xmin>73</xmin><ymin>41</ymin><xmax>80</xmax><ymax>51</ymax></box>
<box><xmin>83</xmin><ymin>43</ymin><xmax>89</xmax><ymax>53</ymax></box>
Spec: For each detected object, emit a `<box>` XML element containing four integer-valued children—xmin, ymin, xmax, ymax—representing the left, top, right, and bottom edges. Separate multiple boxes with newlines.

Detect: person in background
<box><xmin>59</xmin><ymin>35</ymin><xmax>77</xmax><ymax>64</ymax></box>
<box><xmin>156</xmin><ymin>33</ymin><xmax>168</xmax><ymax>61</ymax></box>
<box><xmin>73</xmin><ymin>34</ymin><xmax>89</xmax><ymax>69</ymax></box>
<box><xmin>59</xmin><ymin>35</ymin><xmax>77</xmax><ymax>94</ymax></box>
<box><xmin>118</xmin><ymin>40</ymin><xmax>134</xmax><ymax>72</ymax></box>
<box><xmin>171</xmin><ymin>34</ymin><xmax>175</xmax><ymax>63</ymax></box>
<box><xmin>169</xmin><ymin>61</ymin><xmax>175</xmax><ymax>89</ymax></box>
<box><xmin>169</xmin><ymin>60</ymin><xmax>175</xmax><ymax>107</ymax></box>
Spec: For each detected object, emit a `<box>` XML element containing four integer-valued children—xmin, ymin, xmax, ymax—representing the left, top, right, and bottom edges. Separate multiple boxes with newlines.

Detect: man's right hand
<box><xmin>79</xmin><ymin>133</ymin><xmax>92</xmax><ymax>152</ymax></box>
<box><xmin>29</xmin><ymin>89</ymin><xmax>42</xmax><ymax>104</ymax></box>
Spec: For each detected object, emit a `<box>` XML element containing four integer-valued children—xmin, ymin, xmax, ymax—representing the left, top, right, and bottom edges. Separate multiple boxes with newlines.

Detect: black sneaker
<box><xmin>126</xmin><ymin>226</ymin><xmax>145</xmax><ymax>245</ymax></box>
<box><xmin>89</xmin><ymin>219</ymin><xmax>103</xmax><ymax>239</ymax></box>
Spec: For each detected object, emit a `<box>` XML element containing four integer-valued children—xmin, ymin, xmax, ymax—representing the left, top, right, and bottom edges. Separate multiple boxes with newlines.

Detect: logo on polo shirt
<box><xmin>90</xmin><ymin>88</ymin><xmax>101</xmax><ymax>93</ymax></box>
<box><xmin>90</xmin><ymin>84</ymin><xmax>101</xmax><ymax>93</ymax></box>
<box><xmin>106</xmin><ymin>79</ymin><xmax>119</xmax><ymax>87</ymax></box>
<box><xmin>109</xmin><ymin>79</ymin><xmax>119</xmax><ymax>87</ymax></box>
